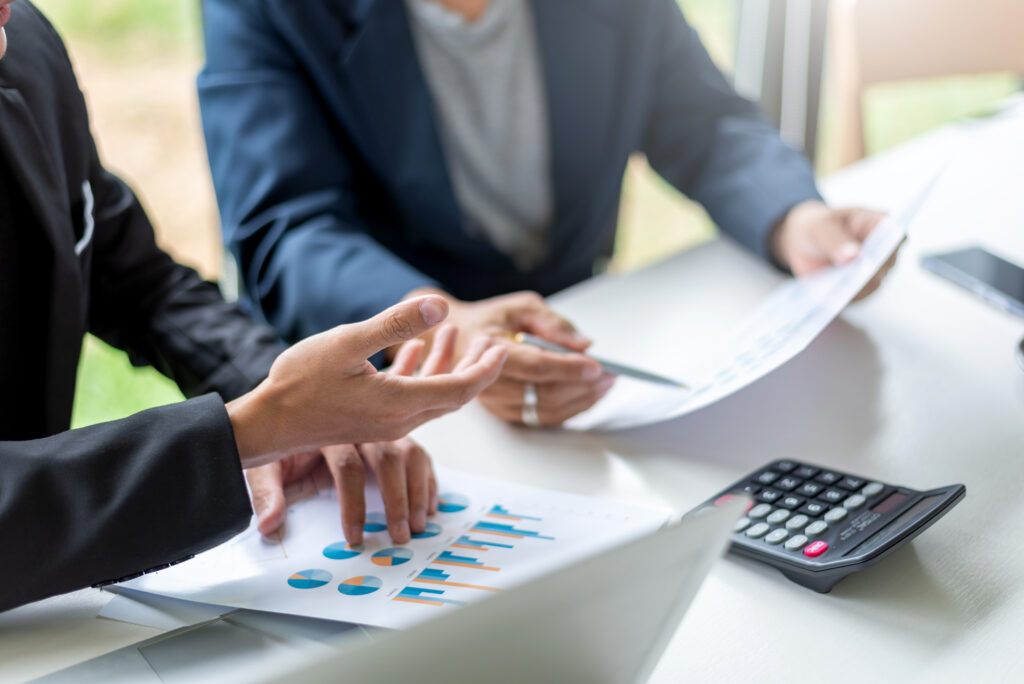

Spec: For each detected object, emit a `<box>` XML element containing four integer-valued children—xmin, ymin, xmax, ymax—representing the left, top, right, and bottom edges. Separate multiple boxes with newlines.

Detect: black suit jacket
<box><xmin>0</xmin><ymin>3</ymin><xmax>286</xmax><ymax>612</ymax></box>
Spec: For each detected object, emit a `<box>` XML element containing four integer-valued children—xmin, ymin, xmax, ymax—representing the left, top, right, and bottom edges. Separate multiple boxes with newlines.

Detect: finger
<box><xmin>844</xmin><ymin>209</ymin><xmax>886</xmax><ymax>242</ymax></box>
<box><xmin>397</xmin><ymin>439</ymin><xmax>431</xmax><ymax>534</ymax></box>
<box><xmin>421</xmin><ymin>324</ymin><xmax>458</xmax><ymax>376</ymax></box>
<box><xmin>247</xmin><ymin>462</ymin><xmax>287</xmax><ymax>536</ymax></box>
<box><xmin>323</xmin><ymin>444</ymin><xmax>367</xmax><ymax>545</ymax></box>
<box><xmin>428</xmin><ymin>468</ymin><xmax>438</xmax><ymax>516</ymax></box>
<box><xmin>536</xmin><ymin>378</ymin><xmax>616</xmax><ymax>425</ymax></box>
<box><xmin>501</xmin><ymin>344</ymin><xmax>602</xmax><ymax>383</ymax></box>
<box><xmin>453</xmin><ymin>335</ymin><xmax>494</xmax><ymax>372</ymax></box>
<box><xmin>480</xmin><ymin>376</ymin><xmax>609</xmax><ymax>408</ymax></box>
<box><xmin>390</xmin><ymin>338</ymin><xmax>425</xmax><ymax>377</ymax></box>
<box><xmin>387</xmin><ymin>344</ymin><xmax>509</xmax><ymax>429</ymax></box>
<box><xmin>813</xmin><ymin>217</ymin><xmax>861</xmax><ymax>265</ymax></box>
<box><xmin>362</xmin><ymin>442</ymin><xmax>412</xmax><ymax>543</ymax></box>
<box><xmin>342</xmin><ymin>295</ymin><xmax>449</xmax><ymax>360</ymax></box>
<box><xmin>508</xmin><ymin>293</ymin><xmax>591</xmax><ymax>351</ymax></box>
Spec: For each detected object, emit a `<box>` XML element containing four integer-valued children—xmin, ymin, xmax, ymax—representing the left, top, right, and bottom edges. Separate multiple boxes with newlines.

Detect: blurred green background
<box><xmin>32</xmin><ymin>0</ymin><xmax>1018</xmax><ymax>429</ymax></box>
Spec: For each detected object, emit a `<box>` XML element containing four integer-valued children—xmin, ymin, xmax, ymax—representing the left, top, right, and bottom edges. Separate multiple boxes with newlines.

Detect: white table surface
<box><xmin>3</xmin><ymin>101</ymin><xmax>1023</xmax><ymax>683</ymax></box>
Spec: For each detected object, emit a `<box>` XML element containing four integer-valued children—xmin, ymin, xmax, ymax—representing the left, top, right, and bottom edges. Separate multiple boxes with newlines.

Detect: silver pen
<box><xmin>513</xmin><ymin>332</ymin><xmax>688</xmax><ymax>390</ymax></box>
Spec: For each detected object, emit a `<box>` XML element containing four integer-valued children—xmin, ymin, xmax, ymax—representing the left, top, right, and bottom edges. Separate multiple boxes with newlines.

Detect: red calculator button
<box><xmin>803</xmin><ymin>541</ymin><xmax>829</xmax><ymax>558</ymax></box>
<box><xmin>714</xmin><ymin>494</ymin><xmax>754</xmax><ymax>512</ymax></box>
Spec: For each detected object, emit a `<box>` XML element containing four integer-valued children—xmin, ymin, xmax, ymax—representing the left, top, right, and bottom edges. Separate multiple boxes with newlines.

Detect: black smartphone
<box><xmin>921</xmin><ymin>246</ymin><xmax>1024</xmax><ymax>319</ymax></box>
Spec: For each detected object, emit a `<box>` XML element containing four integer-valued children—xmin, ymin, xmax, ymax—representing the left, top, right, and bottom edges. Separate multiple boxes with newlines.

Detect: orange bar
<box><xmin>413</xmin><ymin>578</ymin><xmax>501</xmax><ymax>592</ymax></box>
<box><xmin>486</xmin><ymin>513</ymin><xmax>521</xmax><ymax>521</ymax></box>
<box><xmin>451</xmin><ymin>544</ymin><xmax>487</xmax><ymax>551</ymax></box>
<box><xmin>394</xmin><ymin>597</ymin><xmax>444</xmax><ymax>607</ymax></box>
<box><xmin>470</xmin><ymin>528</ymin><xmax>523</xmax><ymax>538</ymax></box>
<box><xmin>433</xmin><ymin>560</ymin><xmax>500</xmax><ymax>572</ymax></box>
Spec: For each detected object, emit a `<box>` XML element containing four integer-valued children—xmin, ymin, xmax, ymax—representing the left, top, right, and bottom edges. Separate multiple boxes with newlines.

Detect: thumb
<box><xmin>814</xmin><ymin>216</ymin><xmax>861</xmax><ymax>265</ymax></box>
<box><xmin>518</xmin><ymin>306</ymin><xmax>591</xmax><ymax>352</ymax></box>
<box><xmin>343</xmin><ymin>296</ymin><xmax>449</xmax><ymax>361</ymax></box>
<box><xmin>247</xmin><ymin>463</ymin><xmax>287</xmax><ymax>536</ymax></box>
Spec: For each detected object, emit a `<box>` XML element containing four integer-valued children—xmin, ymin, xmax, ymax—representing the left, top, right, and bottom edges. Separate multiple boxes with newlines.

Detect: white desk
<box><xmin>3</xmin><ymin>102</ymin><xmax>1023</xmax><ymax>683</ymax></box>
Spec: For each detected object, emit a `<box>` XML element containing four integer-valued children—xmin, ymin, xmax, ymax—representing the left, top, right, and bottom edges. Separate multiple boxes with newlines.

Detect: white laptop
<box><xmin>38</xmin><ymin>497</ymin><xmax>743</xmax><ymax>684</ymax></box>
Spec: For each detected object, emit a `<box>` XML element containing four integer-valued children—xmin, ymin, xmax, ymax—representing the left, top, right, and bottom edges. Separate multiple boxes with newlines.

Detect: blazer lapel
<box><xmin>335</xmin><ymin>0</ymin><xmax>463</xmax><ymax>242</ymax></box>
<box><xmin>532</xmin><ymin>0</ymin><xmax>621</xmax><ymax>260</ymax></box>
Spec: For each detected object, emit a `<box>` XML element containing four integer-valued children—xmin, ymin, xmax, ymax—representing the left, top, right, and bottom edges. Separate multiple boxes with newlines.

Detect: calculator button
<box><xmin>748</xmin><ymin>503</ymin><xmax>773</xmax><ymax>519</ymax></box>
<box><xmin>785</xmin><ymin>534</ymin><xmax>809</xmax><ymax>550</ymax></box>
<box><xmin>777</xmin><ymin>495</ymin><xmax>805</xmax><ymax>510</ymax></box>
<box><xmin>734</xmin><ymin>517</ymin><xmax>752</xmax><ymax>533</ymax></box>
<box><xmin>745</xmin><ymin>522</ymin><xmax>771</xmax><ymax>539</ymax></box>
<box><xmin>756</xmin><ymin>471</ymin><xmax>780</xmax><ymax>485</ymax></box>
<box><xmin>765</xmin><ymin>529</ymin><xmax>789</xmax><ymax>545</ymax></box>
<box><xmin>805</xmin><ymin>521</ymin><xmax>829</xmax><ymax>536</ymax></box>
<box><xmin>818</xmin><ymin>489</ymin><xmax>846</xmax><ymax>504</ymax></box>
<box><xmin>796</xmin><ymin>482</ymin><xmax>823</xmax><ymax>497</ymax></box>
<box><xmin>803</xmin><ymin>541</ymin><xmax>829</xmax><ymax>558</ymax></box>
<box><xmin>785</xmin><ymin>514</ymin><xmax>810</xmax><ymax>530</ymax></box>
<box><xmin>824</xmin><ymin>507</ymin><xmax>848</xmax><ymax>523</ymax></box>
<box><xmin>757</xmin><ymin>489</ymin><xmax>783</xmax><ymax>503</ymax></box>
<box><xmin>843</xmin><ymin>495</ymin><xmax>866</xmax><ymax>510</ymax></box>
<box><xmin>774</xmin><ymin>476</ymin><xmax>801</xmax><ymax>491</ymax></box>
<box><xmin>815</xmin><ymin>471</ymin><xmax>841</xmax><ymax>485</ymax></box>
<box><xmin>793</xmin><ymin>466</ymin><xmax>819</xmax><ymax>479</ymax></box>
<box><xmin>798</xmin><ymin>501</ymin><xmax>830</xmax><ymax>517</ymax></box>
<box><xmin>773</xmin><ymin>461</ymin><xmax>797</xmax><ymax>473</ymax></box>
<box><xmin>861</xmin><ymin>482</ymin><xmax>885</xmax><ymax>498</ymax></box>
<box><xmin>838</xmin><ymin>477</ymin><xmax>866</xmax><ymax>491</ymax></box>
<box><xmin>767</xmin><ymin>509</ymin><xmax>791</xmax><ymax>524</ymax></box>
<box><xmin>741</xmin><ymin>484</ymin><xmax>761</xmax><ymax>496</ymax></box>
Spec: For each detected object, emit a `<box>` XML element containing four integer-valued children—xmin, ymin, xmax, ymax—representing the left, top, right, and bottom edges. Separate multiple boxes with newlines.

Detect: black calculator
<box><xmin>697</xmin><ymin>460</ymin><xmax>965</xmax><ymax>593</ymax></box>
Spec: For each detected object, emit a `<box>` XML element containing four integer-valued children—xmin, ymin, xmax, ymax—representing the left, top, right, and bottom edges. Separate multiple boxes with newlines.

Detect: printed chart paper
<box><xmin>122</xmin><ymin>468</ymin><xmax>669</xmax><ymax>629</ymax></box>
<box><xmin>566</xmin><ymin>217</ymin><xmax>907</xmax><ymax>431</ymax></box>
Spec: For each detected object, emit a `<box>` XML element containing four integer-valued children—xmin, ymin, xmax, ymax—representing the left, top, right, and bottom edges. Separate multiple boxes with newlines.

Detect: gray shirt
<box><xmin>405</xmin><ymin>0</ymin><xmax>553</xmax><ymax>271</ymax></box>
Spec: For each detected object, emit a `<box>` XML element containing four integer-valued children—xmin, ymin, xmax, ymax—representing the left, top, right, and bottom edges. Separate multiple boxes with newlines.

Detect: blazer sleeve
<box><xmin>638</xmin><ymin>0</ymin><xmax>823</xmax><ymax>263</ymax></box>
<box><xmin>85</xmin><ymin>154</ymin><xmax>286</xmax><ymax>402</ymax></box>
<box><xmin>0</xmin><ymin>394</ymin><xmax>252</xmax><ymax>613</ymax></box>
<box><xmin>198</xmin><ymin>0</ymin><xmax>440</xmax><ymax>348</ymax></box>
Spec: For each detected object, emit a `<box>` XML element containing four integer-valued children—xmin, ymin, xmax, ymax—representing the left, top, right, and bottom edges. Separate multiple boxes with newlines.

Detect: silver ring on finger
<box><xmin>521</xmin><ymin>382</ymin><xmax>540</xmax><ymax>428</ymax></box>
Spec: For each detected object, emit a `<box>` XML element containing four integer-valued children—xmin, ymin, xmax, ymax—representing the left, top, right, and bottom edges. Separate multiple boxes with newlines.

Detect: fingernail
<box><xmin>344</xmin><ymin>524</ymin><xmax>363</xmax><ymax>544</ymax></box>
<box><xmin>419</xmin><ymin>298</ymin><xmax>447</xmax><ymax>326</ymax></box>
<box><xmin>839</xmin><ymin>243</ymin><xmax>860</xmax><ymax>262</ymax></box>
<box><xmin>572</xmin><ymin>331</ymin><xmax>592</xmax><ymax>346</ymax></box>
<box><xmin>411</xmin><ymin>509</ymin><xmax>427</xmax><ymax>532</ymax></box>
<box><xmin>582</xmin><ymin>363</ymin><xmax>602</xmax><ymax>380</ymax></box>
<box><xmin>395</xmin><ymin>519</ymin><xmax>411</xmax><ymax>542</ymax></box>
<box><xmin>599</xmin><ymin>375</ymin><xmax>616</xmax><ymax>392</ymax></box>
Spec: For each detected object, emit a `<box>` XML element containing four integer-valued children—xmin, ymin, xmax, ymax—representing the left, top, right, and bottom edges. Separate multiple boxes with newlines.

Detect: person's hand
<box><xmin>770</xmin><ymin>200</ymin><xmax>897</xmax><ymax>301</ymax></box>
<box><xmin>226</xmin><ymin>295</ymin><xmax>508</xmax><ymax>468</ymax></box>
<box><xmin>247</xmin><ymin>439</ymin><xmax>436</xmax><ymax>545</ymax></box>
<box><xmin>404</xmin><ymin>289</ymin><xmax>614</xmax><ymax>427</ymax></box>
<box><xmin>244</xmin><ymin>324</ymin><xmax>462</xmax><ymax>543</ymax></box>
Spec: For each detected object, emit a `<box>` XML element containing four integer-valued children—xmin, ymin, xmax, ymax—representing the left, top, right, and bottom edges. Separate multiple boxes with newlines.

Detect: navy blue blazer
<box><xmin>200</xmin><ymin>0</ymin><xmax>822</xmax><ymax>345</ymax></box>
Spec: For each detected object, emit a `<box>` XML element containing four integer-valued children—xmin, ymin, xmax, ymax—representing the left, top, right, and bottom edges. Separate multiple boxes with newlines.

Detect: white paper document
<box><xmin>121</xmin><ymin>467</ymin><xmax>669</xmax><ymax>629</ymax></box>
<box><xmin>567</xmin><ymin>217</ymin><xmax>907</xmax><ymax>431</ymax></box>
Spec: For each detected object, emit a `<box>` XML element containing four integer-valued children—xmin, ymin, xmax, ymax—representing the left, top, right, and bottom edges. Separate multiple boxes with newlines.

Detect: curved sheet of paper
<box><xmin>566</xmin><ymin>216</ymin><xmax>907</xmax><ymax>431</ymax></box>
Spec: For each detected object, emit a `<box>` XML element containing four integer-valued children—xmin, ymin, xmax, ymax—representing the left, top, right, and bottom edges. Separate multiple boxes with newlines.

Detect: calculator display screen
<box><xmin>850</xmin><ymin>494</ymin><xmax>943</xmax><ymax>556</ymax></box>
<box><xmin>872</xmin><ymin>491</ymin><xmax>908</xmax><ymax>514</ymax></box>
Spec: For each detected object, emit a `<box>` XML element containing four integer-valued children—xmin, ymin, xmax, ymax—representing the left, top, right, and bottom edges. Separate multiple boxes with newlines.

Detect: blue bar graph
<box><xmin>487</xmin><ymin>504</ymin><xmax>543</xmax><ymax>521</ymax></box>
<box><xmin>433</xmin><ymin>550</ymin><xmax>500</xmax><ymax>571</ymax></box>
<box><xmin>394</xmin><ymin>586</ymin><xmax>466</xmax><ymax>607</ymax></box>
<box><xmin>470</xmin><ymin>520</ymin><xmax>555</xmax><ymax>540</ymax></box>
<box><xmin>413</xmin><ymin>568</ymin><xmax>500</xmax><ymax>593</ymax></box>
<box><xmin>452</xmin><ymin>535</ymin><xmax>515</xmax><ymax>551</ymax></box>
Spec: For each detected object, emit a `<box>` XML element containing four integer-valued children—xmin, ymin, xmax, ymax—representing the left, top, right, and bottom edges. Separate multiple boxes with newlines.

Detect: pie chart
<box><xmin>337</xmin><ymin>575</ymin><xmax>383</xmax><ymax>596</ymax></box>
<box><xmin>371</xmin><ymin>547</ymin><xmax>414</xmax><ymax>567</ymax></box>
<box><xmin>437</xmin><ymin>493</ymin><xmax>469</xmax><ymax>513</ymax></box>
<box><xmin>364</xmin><ymin>512</ymin><xmax>388</xmax><ymax>533</ymax></box>
<box><xmin>411</xmin><ymin>522</ymin><xmax>442</xmax><ymax>539</ymax></box>
<box><xmin>287</xmin><ymin>569</ymin><xmax>332</xmax><ymax>589</ymax></box>
<box><xmin>322</xmin><ymin>542</ymin><xmax>362</xmax><ymax>560</ymax></box>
